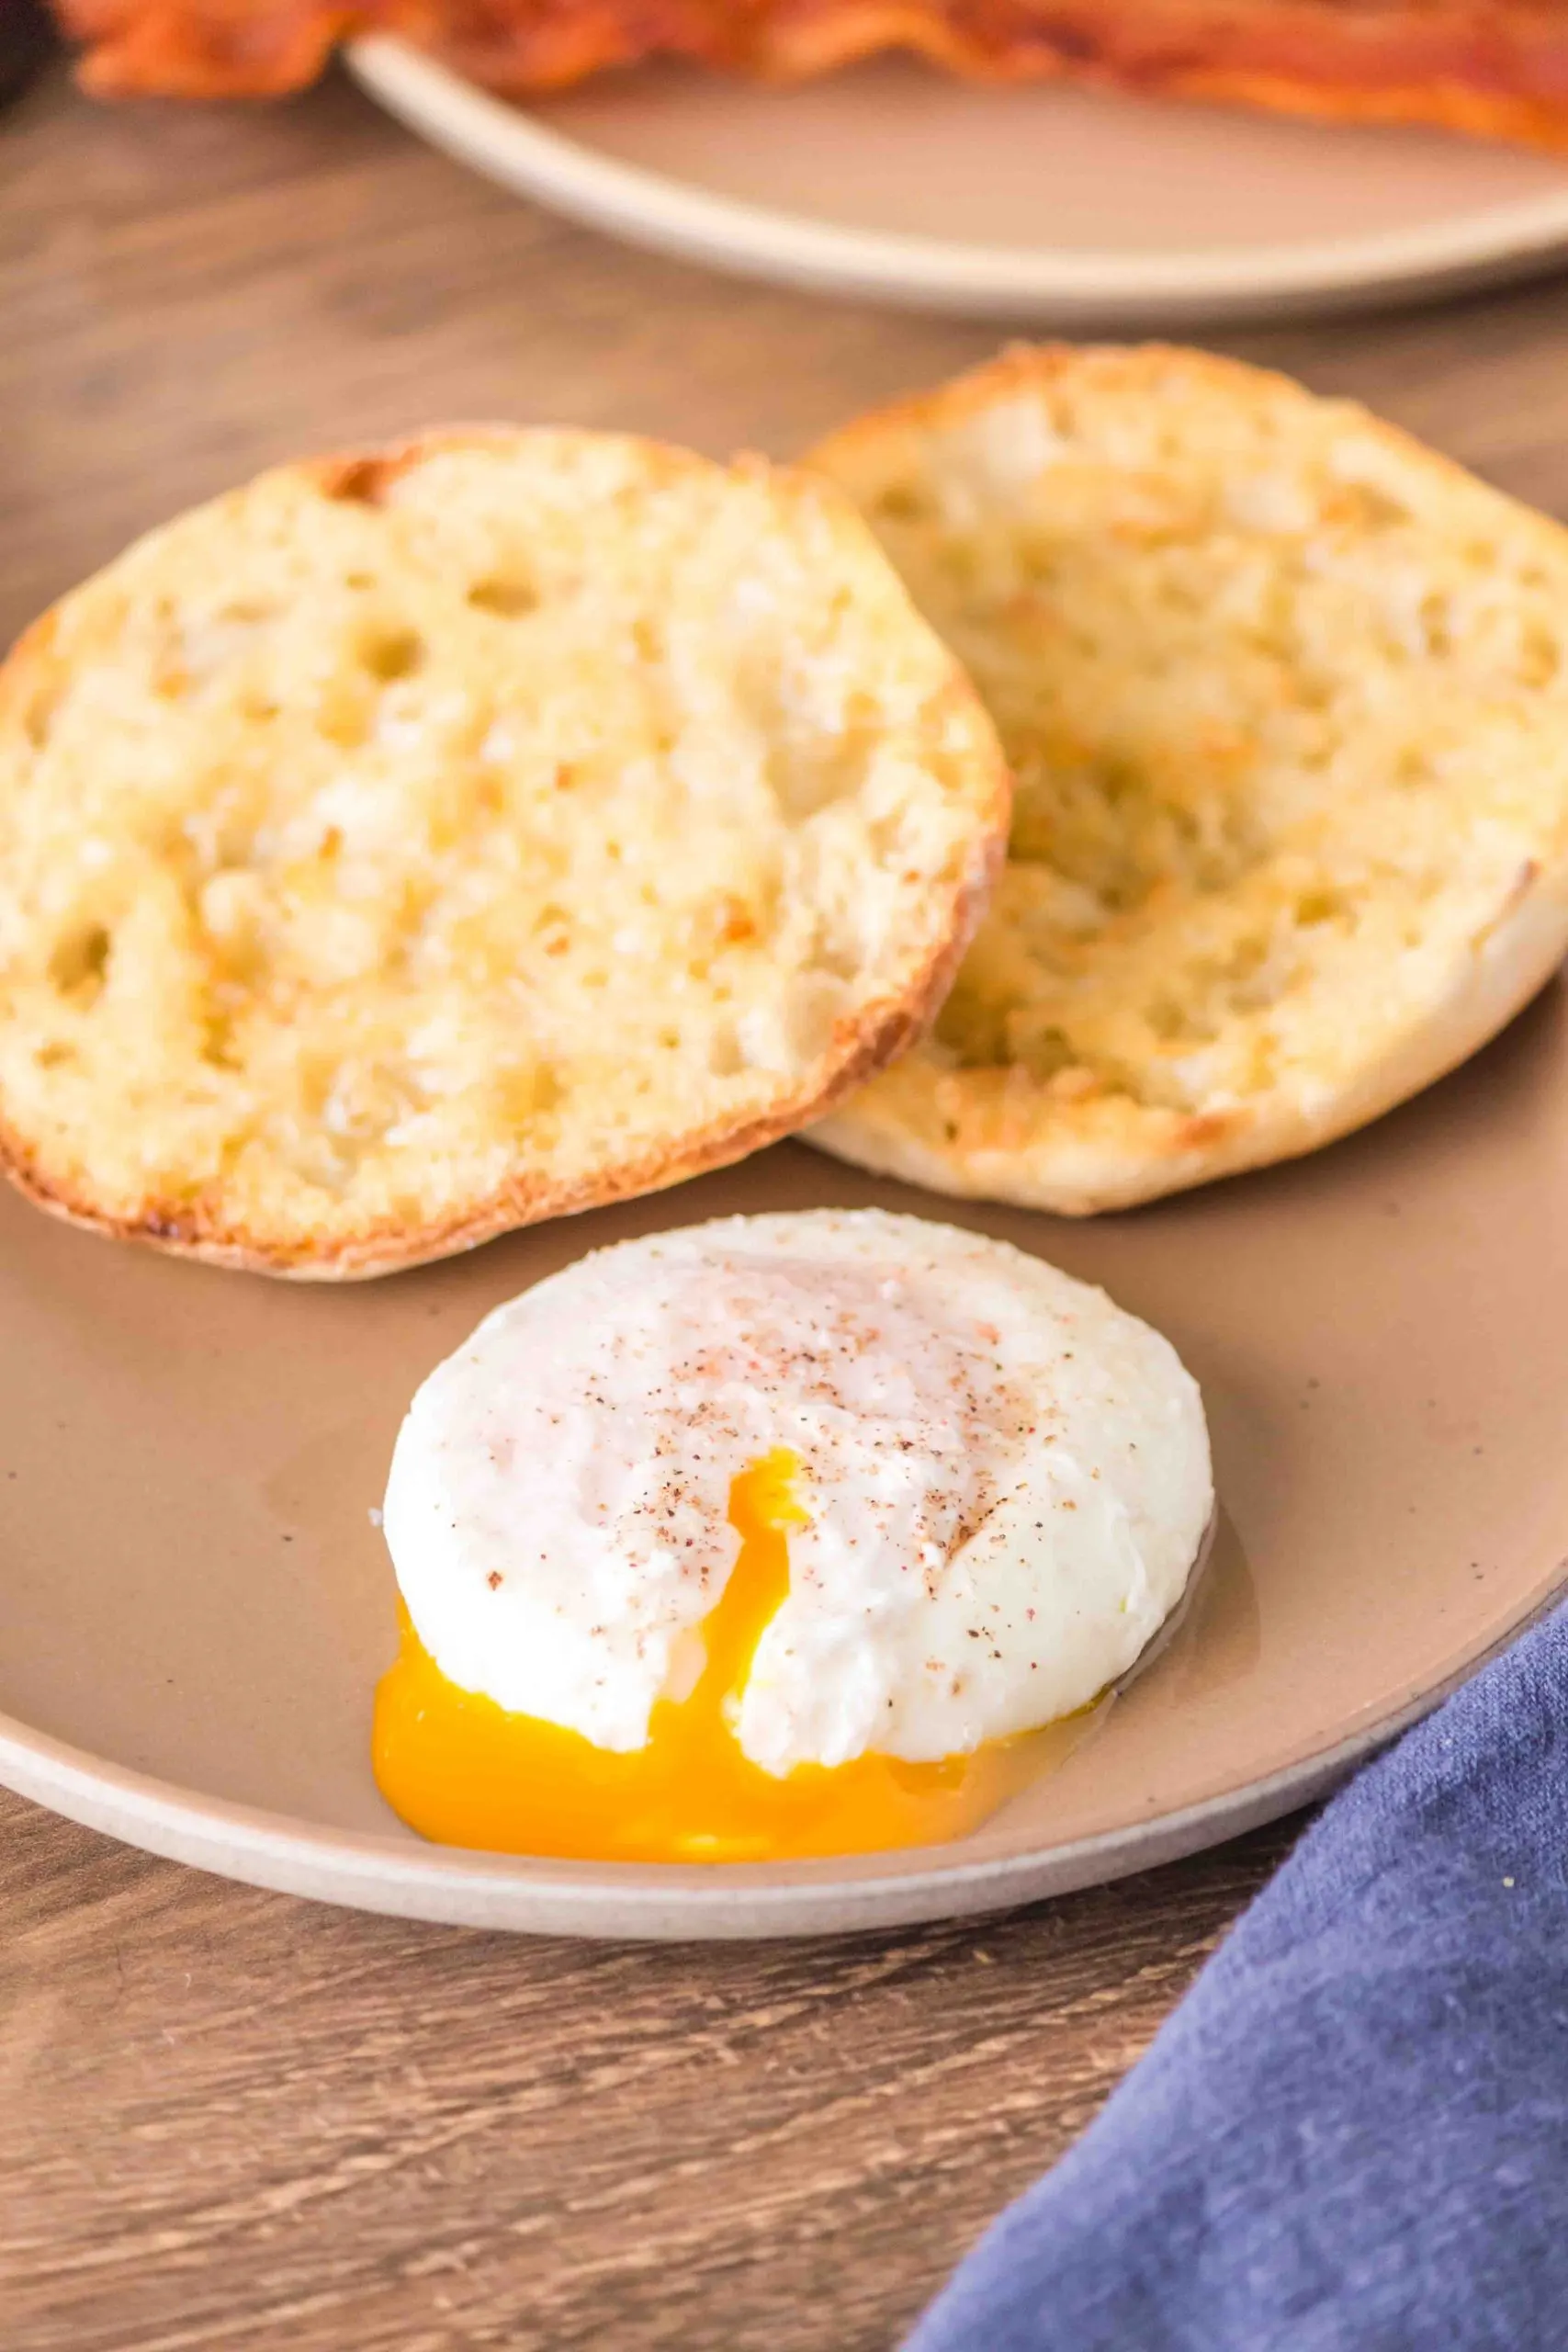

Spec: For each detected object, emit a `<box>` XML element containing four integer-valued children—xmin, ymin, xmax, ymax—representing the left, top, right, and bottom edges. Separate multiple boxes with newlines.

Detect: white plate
<box><xmin>347</xmin><ymin>38</ymin><xmax>1568</xmax><ymax>323</ymax></box>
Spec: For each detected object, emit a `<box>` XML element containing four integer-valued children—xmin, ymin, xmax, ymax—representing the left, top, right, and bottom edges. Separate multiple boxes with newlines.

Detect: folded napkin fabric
<box><xmin>908</xmin><ymin>1600</ymin><xmax>1568</xmax><ymax>2352</ymax></box>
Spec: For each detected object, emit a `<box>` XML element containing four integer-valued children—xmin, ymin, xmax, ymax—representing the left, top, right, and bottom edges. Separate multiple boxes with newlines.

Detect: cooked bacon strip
<box><xmin>52</xmin><ymin>0</ymin><xmax>1568</xmax><ymax>149</ymax></box>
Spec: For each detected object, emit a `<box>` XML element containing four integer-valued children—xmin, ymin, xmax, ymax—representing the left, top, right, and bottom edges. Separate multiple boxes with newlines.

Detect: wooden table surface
<box><xmin>6</xmin><ymin>58</ymin><xmax>1568</xmax><ymax>2352</ymax></box>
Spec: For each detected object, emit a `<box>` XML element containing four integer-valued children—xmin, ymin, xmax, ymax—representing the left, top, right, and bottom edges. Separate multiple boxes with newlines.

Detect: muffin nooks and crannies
<box><xmin>0</xmin><ymin>428</ymin><xmax>1009</xmax><ymax>1275</ymax></box>
<box><xmin>808</xmin><ymin>345</ymin><xmax>1568</xmax><ymax>1215</ymax></box>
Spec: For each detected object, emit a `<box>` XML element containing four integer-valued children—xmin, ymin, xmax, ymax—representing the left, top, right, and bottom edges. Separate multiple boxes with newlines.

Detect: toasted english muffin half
<box><xmin>806</xmin><ymin>345</ymin><xmax>1568</xmax><ymax>1215</ymax></box>
<box><xmin>0</xmin><ymin>429</ymin><xmax>1009</xmax><ymax>1276</ymax></box>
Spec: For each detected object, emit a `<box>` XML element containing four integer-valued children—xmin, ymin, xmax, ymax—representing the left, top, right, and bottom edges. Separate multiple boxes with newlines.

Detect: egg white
<box><xmin>381</xmin><ymin>1209</ymin><xmax>1213</xmax><ymax>1772</ymax></box>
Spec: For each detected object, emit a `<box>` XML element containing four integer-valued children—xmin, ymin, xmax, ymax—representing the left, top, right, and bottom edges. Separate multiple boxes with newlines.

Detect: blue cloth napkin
<box><xmin>908</xmin><ymin>1600</ymin><xmax>1568</xmax><ymax>2352</ymax></box>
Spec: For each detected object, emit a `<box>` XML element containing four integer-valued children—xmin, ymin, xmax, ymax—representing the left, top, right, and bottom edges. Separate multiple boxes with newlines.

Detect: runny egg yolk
<box><xmin>374</xmin><ymin>1451</ymin><xmax>1086</xmax><ymax>1863</ymax></box>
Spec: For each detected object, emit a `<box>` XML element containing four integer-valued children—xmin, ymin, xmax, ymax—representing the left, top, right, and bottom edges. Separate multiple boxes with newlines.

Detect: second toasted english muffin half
<box><xmin>804</xmin><ymin>345</ymin><xmax>1568</xmax><ymax>1216</ymax></box>
<box><xmin>0</xmin><ymin>429</ymin><xmax>1010</xmax><ymax>1276</ymax></box>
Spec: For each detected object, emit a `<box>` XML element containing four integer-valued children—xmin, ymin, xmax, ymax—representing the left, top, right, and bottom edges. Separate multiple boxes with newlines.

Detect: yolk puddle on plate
<box><xmin>373</xmin><ymin>1451</ymin><xmax>1095</xmax><ymax>1863</ymax></box>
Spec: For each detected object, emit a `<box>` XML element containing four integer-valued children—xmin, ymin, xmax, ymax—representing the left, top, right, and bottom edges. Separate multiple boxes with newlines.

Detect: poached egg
<box><xmin>374</xmin><ymin>1209</ymin><xmax>1213</xmax><ymax>1861</ymax></box>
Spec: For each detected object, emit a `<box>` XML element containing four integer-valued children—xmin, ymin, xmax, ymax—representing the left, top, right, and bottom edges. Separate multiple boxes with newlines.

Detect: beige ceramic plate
<box><xmin>347</xmin><ymin>40</ymin><xmax>1568</xmax><ymax>324</ymax></box>
<box><xmin>1</xmin><ymin>978</ymin><xmax>1565</xmax><ymax>1939</ymax></box>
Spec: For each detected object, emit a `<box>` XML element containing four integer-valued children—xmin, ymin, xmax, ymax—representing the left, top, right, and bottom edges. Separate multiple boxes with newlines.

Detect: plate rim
<box><xmin>345</xmin><ymin>35</ymin><xmax>1568</xmax><ymax>322</ymax></box>
<box><xmin>2</xmin><ymin>1568</ymin><xmax>1560</xmax><ymax>1939</ymax></box>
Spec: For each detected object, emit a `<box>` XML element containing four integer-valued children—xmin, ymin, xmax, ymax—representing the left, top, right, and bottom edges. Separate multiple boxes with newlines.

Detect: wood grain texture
<box><xmin>0</xmin><ymin>1789</ymin><xmax>1301</xmax><ymax>2350</ymax></box>
<box><xmin>5</xmin><ymin>57</ymin><xmax>1568</xmax><ymax>2352</ymax></box>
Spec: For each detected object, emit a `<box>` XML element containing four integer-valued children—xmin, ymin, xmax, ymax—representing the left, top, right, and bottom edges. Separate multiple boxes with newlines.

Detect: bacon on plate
<box><xmin>53</xmin><ymin>0</ymin><xmax>1568</xmax><ymax>148</ymax></box>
